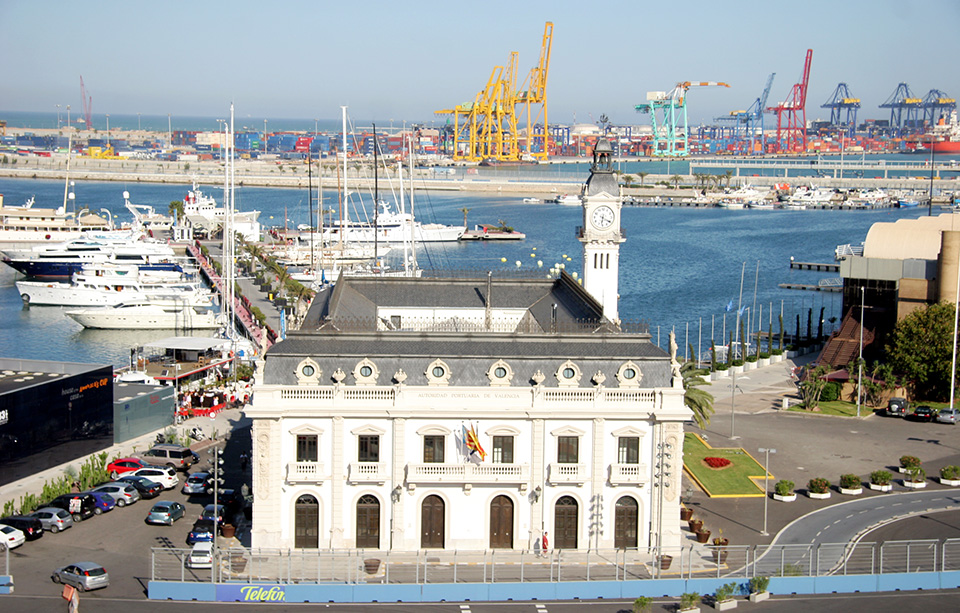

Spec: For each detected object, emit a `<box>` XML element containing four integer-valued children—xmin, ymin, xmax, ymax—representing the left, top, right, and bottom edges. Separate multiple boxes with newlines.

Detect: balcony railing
<box><xmin>347</xmin><ymin>462</ymin><xmax>389</xmax><ymax>484</ymax></box>
<box><xmin>609</xmin><ymin>463</ymin><xmax>649</xmax><ymax>486</ymax></box>
<box><xmin>286</xmin><ymin>461</ymin><xmax>325</xmax><ymax>483</ymax></box>
<box><xmin>547</xmin><ymin>463</ymin><xmax>588</xmax><ymax>485</ymax></box>
<box><xmin>407</xmin><ymin>462</ymin><xmax>530</xmax><ymax>485</ymax></box>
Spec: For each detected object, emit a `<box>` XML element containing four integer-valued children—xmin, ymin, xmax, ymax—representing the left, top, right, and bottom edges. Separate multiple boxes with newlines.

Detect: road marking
<box><xmin>892</xmin><ymin>502</ymin><xmax>902</xmax><ymax>507</ymax></box>
<box><xmin>846</xmin><ymin>514</ymin><xmax>854</xmax><ymax>519</ymax></box>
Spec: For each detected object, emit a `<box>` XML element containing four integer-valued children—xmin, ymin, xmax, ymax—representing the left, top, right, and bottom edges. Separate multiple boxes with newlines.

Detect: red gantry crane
<box><xmin>767</xmin><ymin>49</ymin><xmax>812</xmax><ymax>154</ymax></box>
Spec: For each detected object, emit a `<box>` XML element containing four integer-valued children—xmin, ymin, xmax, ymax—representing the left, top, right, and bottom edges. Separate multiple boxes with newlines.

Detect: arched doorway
<box><xmin>421</xmin><ymin>495</ymin><xmax>445</xmax><ymax>548</ymax></box>
<box><xmin>614</xmin><ymin>496</ymin><xmax>638</xmax><ymax>549</ymax></box>
<box><xmin>554</xmin><ymin>496</ymin><xmax>578</xmax><ymax>549</ymax></box>
<box><xmin>356</xmin><ymin>494</ymin><xmax>380</xmax><ymax>549</ymax></box>
<box><xmin>489</xmin><ymin>495</ymin><xmax>514</xmax><ymax>549</ymax></box>
<box><xmin>294</xmin><ymin>494</ymin><xmax>319</xmax><ymax>549</ymax></box>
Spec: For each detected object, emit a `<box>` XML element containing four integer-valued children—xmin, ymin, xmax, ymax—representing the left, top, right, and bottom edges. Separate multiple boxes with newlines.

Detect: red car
<box><xmin>107</xmin><ymin>457</ymin><xmax>148</xmax><ymax>479</ymax></box>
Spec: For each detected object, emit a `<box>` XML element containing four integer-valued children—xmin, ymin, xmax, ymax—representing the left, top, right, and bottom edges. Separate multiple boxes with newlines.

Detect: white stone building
<box><xmin>245</xmin><ymin>140</ymin><xmax>691</xmax><ymax>552</ymax></box>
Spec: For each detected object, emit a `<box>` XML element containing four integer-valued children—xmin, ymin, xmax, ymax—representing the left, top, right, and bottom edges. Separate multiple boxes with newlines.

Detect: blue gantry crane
<box><xmin>921</xmin><ymin>89</ymin><xmax>956</xmax><ymax>127</ymax></box>
<box><xmin>714</xmin><ymin>73</ymin><xmax>775</xmax><ymax>155</ymax></box>
<box><xmin>636</xmin><ymin>81</ymin><xmax>730</xmax><ymax>157</ymax></box>
<box><xmin>821</xmin><ymin>83</ymin><xmax>860</xmax><ymax>137</ymax></box>
<box><xmin>880</xmin><ymin>83</ymin><xmax>923</xmax><ymax>137</ymax></box>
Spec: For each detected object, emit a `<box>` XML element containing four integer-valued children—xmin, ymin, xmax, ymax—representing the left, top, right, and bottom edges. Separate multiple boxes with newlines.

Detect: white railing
<box><xmin>347</xmin><ymin>462</ymin><xmax>389</xmax><ymax>484</ymax></box>
<box><xmin>609</xmin><ymin>463</ymin><xmax>650</xmax><ymax>486</ymax></box>
<box><xmin>547</xmin><ymin>463</ymin><xmax>588</xmax><ymax>484</ymax></box>
<box><xmin>280</xmin><ymin>388</ymin><xmax>334</xmax><ymax>401</ymax></box>
<box><xmin>406</xmin><ymin>462</ymin><xmax>529</xmax><ymax>484</ymax></box>
<box><xmin>286</xmin><ymin>461</ymin><xmax>326</xmax><ymax>483</ymax></box>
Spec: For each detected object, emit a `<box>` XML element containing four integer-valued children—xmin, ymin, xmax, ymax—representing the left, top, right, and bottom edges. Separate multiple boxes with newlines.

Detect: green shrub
<box><xmin>732</xmin><ymin>359</ymin><xmax>744</xmax><ymax>367</ymax></box>
<box><xmin>759</xmin><ymin>351</ymin><xmax>770</xmax><ymax>359</ymax></box>
<box><xmin>679</xmin><ymin>592</ymin><xmax>700</xmax><ymax>609</ymax></box>
<box><xmin>774</xmin><ymin>479</ymin><xmax>794</xmax><ymax>496</ymax></box>
<box><xmin>839</xmin><ymin>474</ymin><xmax>861</xmax><ymax>489</ymax></box>
<box><xmin>716</xmin><ymin>363</ymin><xmax>729</xmax><ymax>371</ymax></box>
<box><xmin>749</xmin><ymin>576</ymin><xmax>770</xmax><ymax>594</ymax></box>
<box><xmin>746</xmin><ymin>355</ymin><xmax>758</xmax><ymax>363</ymax></box>
<box><xmin>899</xmin><ymin>455</ymin><xmax>921</xmax><ymax>469</ymax></box>
<box><xmin>632</xmin><ymin>596</ymin><xmax>653</xmax><ymax>613</ymax></box>
<box><xmin>940</xmin><ymin>465</ymin><xmax>960</xmax><ymax>480</ymax></box>
<box><xmin>715</xmin><ymin>583</ymin><xmax>738</xmax><ymax>603</ymax></box>
<box><xmin>771</xmin><ymin>348</ymin><xmax>784</xmax><ymax>356</ymax></box>
<box><xmin>820</xmin><ymin>381</ymin><xmax>841</xmax><ymax>402</ymax></box>
<box><xmin>807</xmin><ymin>477</ymin><xmax>830</xmax><ymax>494</ymax></box>
<box><xmin>870</xmin><ymin>470</ymin><xmax>892</xmax><ymax>485</ymax></box>
<box><xmin>906</xmin><ymin>466</ymin><xmax>926</xmax><ymax>483</ymax></box>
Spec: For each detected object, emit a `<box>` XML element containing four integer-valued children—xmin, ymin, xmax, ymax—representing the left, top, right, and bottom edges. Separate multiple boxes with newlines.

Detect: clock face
<box><xmin>591</xmin><ymin>205</ymin><xmax>615</xmax><ymax>229</ymax></box>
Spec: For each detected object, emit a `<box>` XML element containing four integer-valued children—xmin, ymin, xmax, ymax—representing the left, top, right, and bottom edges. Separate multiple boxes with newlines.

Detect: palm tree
<box><xmin>637</xmin><ymin>171</ymin><xmax>649</xmax><ymax>186</ymax></box>
<box><xmin>670</xmin><ymin>174</ymin><xmax>683</xmax><ymax>189</ymax></box>
<box><xmin>460</xmin><ymin>207</ymin><xmax>471</xmax><ymax>228</ymax></box>
<box><xmin>681</xmin><ymin>359</ymin><xmax>715</xmax><ymax>429</ymax></box>
<box><xmin>723</xmin><ymin>170</ymin><xmax>734</xmax><ymax>188</ymax></box>
<box><xmin>168</xmin><ymin>200</ymin><xmax>185</xmax><ymax>223</ymax></box>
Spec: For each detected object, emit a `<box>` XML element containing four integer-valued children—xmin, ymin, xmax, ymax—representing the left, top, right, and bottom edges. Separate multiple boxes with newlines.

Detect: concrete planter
<box><xmin>869</xmin><ymin>483</ymin><xmax>892</xmax><ymax>492</ymax></box>
<box><xmin>787</xmin><ymin>350</ymin><xmax>798</xmax><ymax>359</ymax></box>
<box><xmin>758</xmin><ymin>357</ymin><xmax>771</xmax><ymax>367</ymax></box>
<box><xmin>940</xmin><ymin>478</ymin><xmax>960</xmax><ymax>487</ymax></box>
<box><xmin>773</xmin><ymin>493</ymin><xmax>796</xmax><ymax>502</ymax></box>
<box><xmin>731</xmin><ymin>365</ymin><xmax>744</xmax><ymax>374</ymax></box>
<box><xmin>743</xmin><ymin>361</ymin><xmax>756</xmax><ymax>371</ymax></box>
<box><xmin>839</xmin><ymin>487</ymin><xmax>863</xmax><ymax>496</ymax></box>
<box><xmin>714</xmin><ymin>369</ymin><xmax>729</xmax><ymax>379</ymax></box>
<box><xmin>748</xmin><ymin>592</ymin><xmax>770</xmax><ymax>603</ymax></box>
<box><xmin>714</xmin><ymin>599</ymin><xmax>737</xmax><ymax>611</ymax></box>
<box><xmin>679</xmin><ymin>608</ymin><xmax>700</xmax><ymax>613</ymax></box>
<box><xmin>808</xmin><ymin>491</ymin><xmax>831</xmax><ymax>500</ymax></box>
<box><xmin>770</xmin><ymin>353</ymin><xmax>783</xmax><ymax>363</ymax></box>
<box><xmin>903</xmin><ymin>480</ymin><xmax>927</xmax><ymax>489</ymax></box>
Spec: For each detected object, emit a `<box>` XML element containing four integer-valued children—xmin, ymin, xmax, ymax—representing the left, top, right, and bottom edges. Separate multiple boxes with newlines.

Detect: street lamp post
<box><xmin>105</xmin><ymin>114</ymin><xmax>110</xmax><ymax>148</ymax></box>
<box><xmin>168</xmin><ymin>114</ymin><xmax>172</xmax><ymax>149</ymax></box>
<box><xmin>758</xmin><ymin>448</ymin><xmax>776</xmax><ymax>535</ymax></box>
<box><xmin>56</xmin><ymin>105</ymin><xmax>61</xmax><ymax>130</ymax></box>
<box><xmin>263</xmin><ymin>119</ymin><xmax>268</xmax><ymax>153</ymax></box>
<box><xmin>138</xmin><ymin>113</ymin><xmax>141</xmax><ymax>131</ymax></box>
<box><xmin>857</xmin><ymin>286</ymin><xmax>864</xmax><ymax>418</ymax></box>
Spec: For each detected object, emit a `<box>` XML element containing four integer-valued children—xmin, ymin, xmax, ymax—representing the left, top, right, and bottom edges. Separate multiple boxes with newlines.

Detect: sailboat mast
<box><xmin>308</xmin><ymin>152</ymin><xmax>314</xmax><ymax>271</ymax></box>
<box><xmin>373</xmin><ymin>123</ymin><xmax>378</xmax><ymax>266</ymax></box>
<box><xmin>408</xmin><ymin>131</ymin><xmax>417</xmax><ymax>270</ymax></box>
<box><xmin>398</xmin><ymin>161</ymin><xmax>409</xmax><ymax>275</ymax></box>
<box><xmin>341</xmin><ymin>106</ymin><xmax>349</xmax><ymax>227</ymax></box>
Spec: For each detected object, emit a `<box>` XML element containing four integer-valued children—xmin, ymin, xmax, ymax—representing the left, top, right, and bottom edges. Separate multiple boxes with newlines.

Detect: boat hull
<box><xmin>64</xmin><ymin>305</ymin><xmax>220</xmax><ymax>330</ymax></box>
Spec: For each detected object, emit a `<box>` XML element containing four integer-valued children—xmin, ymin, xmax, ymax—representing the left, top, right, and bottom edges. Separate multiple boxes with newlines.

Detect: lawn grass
<box><xmin>789</xmin><ymin>399</ymin><xmax>953</xmax><ymax>417</ymax></box>
<box><xmin>682</xmin><ymin>433</ymin><xmax>770</xmax><ymax>497</ymax></box>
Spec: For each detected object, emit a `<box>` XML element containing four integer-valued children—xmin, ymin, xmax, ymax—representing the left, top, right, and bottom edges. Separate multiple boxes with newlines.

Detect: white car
<box><xmin>129</xmin><ymin>466</ymin><xmax>179</xmax><ymax>490</ymax></box>
<box><xmin>90</xmin><ymin>483</ymin><xmax>141</xmax><ymax>506</ymax></box>
<box><xmin>0</xmin><ymin>524</ymin><xmax>25</xmax><ymax>550</ymax></box>
<box><xmin>186</xmin><ymin>541</ymin><xmax>213</xmax><ymax>569</ymax></box>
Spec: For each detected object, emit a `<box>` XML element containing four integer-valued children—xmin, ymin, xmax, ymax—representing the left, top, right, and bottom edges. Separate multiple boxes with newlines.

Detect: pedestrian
<box><xmin>541</xmin><ymin>531</ymin><xmax>549</xmax><ymax>556</ymax></box>
<box><xmin>240</xmin><ymin>452</ymin><xmax>248</xmax><ymax>471</ymax></box>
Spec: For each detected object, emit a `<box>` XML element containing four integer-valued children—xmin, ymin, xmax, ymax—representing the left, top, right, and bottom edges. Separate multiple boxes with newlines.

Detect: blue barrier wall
<box><xmin>147</xmin><ymin>570</ymin><xmax>960</xmax><ymax>603</ymax></box>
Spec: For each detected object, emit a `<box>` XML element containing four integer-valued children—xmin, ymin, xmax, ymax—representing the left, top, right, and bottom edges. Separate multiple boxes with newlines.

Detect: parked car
<box><xmin>81</xmin><ymin>491</ymin><xmax>116</xmax><ymax>515</ymax></box>
<box><xmin>219</xmin><ymin>488</ymin><xmax>250</xmax><ymax>522</ymax></box>
<box><xmin>90</xmin><ymin>483</ymin><xmax>141</xmax><ymax>507</ymax></box>
<box><xmin>0</xmin><ymin>524</ymin><xmax>25</xmax><ymax>549</ymax></box>
<box><xmin>182</xmin><ymin>472</ymin><xmax>213</xmax><ymax>496</ymax></box>
<box><xmin>106</xmin><ymin>457</ymin><xmax>148</xmax><ymax>479</ymax></box>
<box><xmin>29</xmin><ymin>507</ymin><xmax>74</xmax><ymax>533</ymax></box>
<box><xmin>51</xmin><ymin>561</ymin><xmax>110</xmax><ymax>591</ymax></box>
<box><xmin>201</xmin><ymin>503</ymin><xmax>225</xmax><ymax>527</ymax></box>
<box><xmin>910</xmin><ymin>405</ymin><xmax>935</xmax><ymax>422</ymax></box>
<box><xmin>145</xmin><ymin>501</ymin><xmax>186</xmax><ymax>525</ymax></box>
<box><xmin>129</xmin><ymin>466</ymin><xmax>179</xmax><ymax>490</ymax></box>
<box><xmin>937</xmin><ymin>407</ymin><xmax>959</xmax><ymax>425</ymax></box>
<box><xmin>0</xmin><ymin>516</ymin><xmax>44</xmax><ymax>541</ymax></box>
<box><xmin>186</xmin><ymin>518</ymin><xmax>216</xmax><ymax>545</ymax></box>
<box><xmin>48</xmin><ymin>494</ymin><xmax>97</xmax><ymax>523</ymax></box>
<box><xmin>117</xmin><ymin>475</ymin><xmax>163</xmax><ymax>499</ymax></box>
<box><xmin>885</xmin><ymin>397</ymin><xmax>909</xmax><ymax>417</ymax></box>
<box><xmin>186</xmin><ymin>541</ymin><xmax>213</xmax><ymax>569</ymax></box>
<box><xmin>139</xmin><ymin>444</ymin><xmax>199</xmax><ymax>472</ymax></box>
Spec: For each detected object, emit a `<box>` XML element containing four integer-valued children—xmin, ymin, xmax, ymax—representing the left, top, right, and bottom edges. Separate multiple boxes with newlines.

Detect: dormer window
<box><xmin>556</xmin><ymin>360</ymin><xmax>582</xmax><ymax>387</ymax></box>
<box><xmin>486</xmin><ymin>359</ymin><xmax>514</xmax><ymax>386</ymax></box>
<box><xmin>353</xmin><ymin>358</ymin><xmax>379</xmax><ymax>386</ymax></box>
<box><xmin>615</xmin><ymin>361</ymin><xmax>643</xmax><ymax>388</ymax></box>
<box><xmin>296</xmin><ymin>359</ymin><xmax>321</xmax><ymax>385</ymax></box>
<box><xmin>425</xmin><ymin>359</ymin><xmax>452</xmax><ymax>386</ymax></box>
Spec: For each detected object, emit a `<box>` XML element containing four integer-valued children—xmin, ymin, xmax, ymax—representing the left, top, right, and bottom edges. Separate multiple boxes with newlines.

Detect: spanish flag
<box><xmin>463</xmin><ymin>422</ymin><xmax>486</xmax><ymax>461</ymax></box>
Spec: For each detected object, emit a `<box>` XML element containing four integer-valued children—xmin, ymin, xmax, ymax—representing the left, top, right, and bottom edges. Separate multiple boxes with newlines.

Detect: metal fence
<box><xmin>151</xmin><ymin>539</ymin><xmax>960</xmax><ymax>585</ymax></box>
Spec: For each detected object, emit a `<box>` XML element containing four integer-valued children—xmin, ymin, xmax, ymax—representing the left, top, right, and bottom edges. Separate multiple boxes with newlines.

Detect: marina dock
<box><xmin>789</xmin><ymin>260</ymin><xmax>840</xmax><ymax>272</ymax></box>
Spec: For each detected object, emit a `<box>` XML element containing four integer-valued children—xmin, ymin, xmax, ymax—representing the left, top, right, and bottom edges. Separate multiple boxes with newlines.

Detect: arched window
<box><xmin>553</xmin><ymin>496</ymin><xmax>578</xmax><ymax>549</ymax></box>
<box><xmin>421</xmin><ymin>495</ymin><xmax>445</xmax><ymax>548</ymax></box>
<box><xmin>294</xmin><ymin>495</ymin><xmax>319</xmax><ymax>549</ymax></box>
<box><xmin>489</xmin><ymin>495</ymin><xmax>514</xmax><ymax>549</ymax></box>
<box><xmin>356</xmin><ymin>494</ymin><xmax>380</xmax><ymax>549</ymax></box>
<box><xmin>614</xmin><ymin>496</ymin><xmax>638</xmax><ymax>549</ymax></box>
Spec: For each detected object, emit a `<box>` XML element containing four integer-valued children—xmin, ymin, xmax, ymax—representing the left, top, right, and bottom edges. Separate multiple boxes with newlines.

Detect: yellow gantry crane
<box><xmin>436</xmin><ymin>22</ymin><xmax>553</xmax><ymax>163</ymax></box>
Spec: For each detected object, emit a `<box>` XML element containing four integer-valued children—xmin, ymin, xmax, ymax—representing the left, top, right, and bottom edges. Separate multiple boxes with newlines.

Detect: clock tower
<box><xmin>578</xmin><ymin>138</ymin><xmax>625</xmax><ymax>321</ymax></box>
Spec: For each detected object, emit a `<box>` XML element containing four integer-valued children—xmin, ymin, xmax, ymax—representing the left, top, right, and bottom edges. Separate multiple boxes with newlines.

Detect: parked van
<box><xmin>140</xmin><ymin>444</ymin><xmax>199</xmax><ymax>472</ymax></box>
<box><xmin>48</xmin><ymin>494</ymin><xmax>97</xmax><ymax>523</ymax></box>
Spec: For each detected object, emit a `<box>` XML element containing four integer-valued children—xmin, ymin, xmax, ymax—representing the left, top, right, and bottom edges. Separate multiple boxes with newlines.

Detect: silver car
<box><xmin>51</xmin><ymin>561</ymin><xmax>110</xmax><ymax>591</ymax></box>
<box><xmin>90</xmin><ymin>483</ymin><xmax>141</xmax><ymax>506</ymax></box>
<box><xmin>937</xmin><ymin>407</ymin><xmax>959</xmax><ymax>424</ymax></box>
<box><xmin>29</xmin><ymin>507</ymin><xmax>74</xmax><ymax>533</ymax></box>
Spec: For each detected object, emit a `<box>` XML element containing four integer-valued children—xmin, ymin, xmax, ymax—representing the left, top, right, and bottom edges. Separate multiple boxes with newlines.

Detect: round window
<box><xmin>494</xmin><ymin>366</ymin><xmax>507</xmax><ymax>378</ymax></box>
<box><xmin>301</xmin><ymin>365</ymin><xmax>315</xmax><ymax>377</ymax></box>
<box><xmin>360</xmin><ymin>365</ymin><xmax>373</xmax><ymax>377</ymax></box>
<box><xmin>432</xmin><ymin>366</ymin><xmax>445</xmax><ymax>378</ymax></box>
<box><xmin>563</xmin><ymin>367</ymin><xmax>576</xmax><ymax>379</ymax></box>
<box><xmin>623</xmin><ymin>368</ymin><xmax>636</xmax><ymax>379</ymax></box>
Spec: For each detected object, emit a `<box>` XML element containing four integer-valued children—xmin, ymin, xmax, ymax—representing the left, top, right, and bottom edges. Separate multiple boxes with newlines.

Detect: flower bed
<box><xmin>703</xmin><ymin>457</ymin><xmax>732</xmax><ymax>469</ymax></box>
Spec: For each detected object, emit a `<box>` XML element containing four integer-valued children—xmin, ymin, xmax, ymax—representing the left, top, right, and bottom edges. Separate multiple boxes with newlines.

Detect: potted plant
<box><xmin>712</xmin><ymin>582</ymin><xmax>738</xmax><ymax>611</ymax></box>
<box><xmin>731</xmin><ymin>359</ymin><xmax>744</xmax><ymax>374</ymax></box>
<box><xmin>759</xmin><ymin>351</ymin><xmax>771</xmax><ymax>367</ymax></box>
<box><xmin>869</xmin><ymin>470</ymin><xmax>893</xmax><ymax>492</ymax></box>
<box><xmin>681</xmin><ymin>506</ymin><xmax>694</xmax><ymax>521</ymax></box>
<box><xmin>807</xmin><ymin>477</ymin><xmax>831</xmax><ymax>499</ymax></box>
<box><xmin>744</xmin><ymin>354</ymin><xmax>758</xmax><ymax>371</ymax></box>
<box><xmin>659</xmin><ymin>554</ymin><xmax>673</xmax><ymax>570</ymax></box>
<box><xmin>899</xmin><ymin>455</ymin><xmax>921</xmax><ymax>474</ymax></box>
<box><xmin>940</xmin><ymin>465</ymin><xmax>960</xmax><ymax>486</ymax></box>
<box><xmin>748</xmin><ymin>576</ymin><xmax>770</xmax><ymax>603</ymax></box>
<box><xmin>712</xmin><ymin>531</ymin><xmax>729</xmax><ymax>564</ymax></box>
<box><xmin>632</xmin><ymin>596</ymin><xmax>653</xmax><ymax>613</ymax></box>
<box><xmin>679</xmin><ymin>592</ymin><xmax>701</xmax><ymax>613</ymax></box>
<box><xmin>696</xmin><ymin>527</ymin><xmax>711</xmax><ymax>544</ymax></box>
<box><xmin>839</xmin><ymin>473</ymin><xmax>863</xmax><ymax>495</ymax></box>
<box><xmin>904</xmin><ymin>466</ymin><xmax>926</xmax><ymax>489</ymax></box>
<box><xmin>773</xmin><ymin>479</ymin><xmax>796</xmax><ymax>502</ymax></box>
<box><xmin>688</xmin><ymin>518</ymin><xmax>704</xmax><ymax>533</ymax></box>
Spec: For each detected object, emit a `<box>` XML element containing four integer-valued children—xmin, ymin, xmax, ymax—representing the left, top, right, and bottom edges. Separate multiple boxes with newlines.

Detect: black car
<box><xmin>47</xmin><ymin>494</ymin><xmax>97</xmax><ymax>522</ymax></box>
<box><xmin>910</xmin><ymin>405</ymin><xmax>935</xmax><ymax>422</ymax></box>
<box><xmin>885</xmin><ymin>397</ymin><xmax>909</xmax><ymax>417</ymax></box>
<box><xmin>186</xmin><ymin>518</ymin><xmax>216</xmax><ymax>545</ymax></box>
<box><xmin>117</xmin><ymin>475</ymin><xmax>163</xmax><ymax>499</ymax></box>
<box><xmin>0</xmin><ymin>516</ymin><xmax>44</xmax><ymax>540</ymax></box>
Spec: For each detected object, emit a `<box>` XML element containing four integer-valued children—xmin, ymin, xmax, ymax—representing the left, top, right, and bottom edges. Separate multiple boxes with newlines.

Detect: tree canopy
<box><xmin>886</xmin><ymin>302</ymin><xmax>958</xmax><ymax>401</ymax></box>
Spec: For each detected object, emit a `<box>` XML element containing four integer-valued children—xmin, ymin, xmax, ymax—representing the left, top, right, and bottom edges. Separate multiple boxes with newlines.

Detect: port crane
<box><xmin>879</xmin><ymin>83</ymin><xmax>922</xmax><ymax>137</ymax></box>
<box><xmin>821</xmin><ymin>83</ymin><xmax>860</xmax><ymax>138</ymax></box>
<box><xmin>435</xmin><ymin>22</ymin><xmax>553</xmax><ymax>163</ymax></box>
<box><xmin>921</xmin><ymin>89</ymin><xmax>956</xmax><ymax>127</ymax></box>
<box><xmin>766</xmin><ymin>49</ymin><xmax>812</xmax><ymax>154</ymax></box>
<box><xmin>636</xmin><ymin>81</ymin><xmax>730</xmax><ymax>157</ymax></box>
<box><xmin>80</xmin><ymin>76</ymin><xmax>93</xmax><ymax>130</ymax></box>
<box><xmin>715</xmin><ymin>73</ymin><xmax>774</xmax><ymax>155</ymax></box>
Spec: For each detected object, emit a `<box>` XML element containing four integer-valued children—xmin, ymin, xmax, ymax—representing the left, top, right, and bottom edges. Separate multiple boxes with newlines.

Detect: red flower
<box><xmin>704</xmin><ymin>457</ymin><xmax>732</xmax><ymax>469</ymax></box>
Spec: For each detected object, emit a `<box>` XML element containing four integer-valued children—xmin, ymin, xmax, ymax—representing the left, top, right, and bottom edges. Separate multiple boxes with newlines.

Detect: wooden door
<box><xmin>553</xmin><ymin>496</ymin><xmax>578</xmax><ymax>550</ymax></box>
<box><xmin>420</xmin><ymin>495</ymin><xmax>444</xmax><ymax>548</ymax></box>
<box><xmin>356</xmin><ymin>494</ymin><xmax>380</xmax><ymax>549</ymax></box>
<box><xmin>614</xmin><ymin>496</ymin><xmax>638</xmax><ymax>549</ymax></box>
<box><xmin>489</xmin><ymin>495</ymin><xmax>514</xmax><ymax>549</ymax></box>
<box><xmin>294</xmin><ymin>495</ymin><xmax>319</xmax><ymax>549</ymax></box>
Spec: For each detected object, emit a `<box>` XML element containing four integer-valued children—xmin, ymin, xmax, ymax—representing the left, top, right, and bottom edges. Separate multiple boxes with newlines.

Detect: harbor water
<box><xmin>0</xmin><ymin>177</ymin><xmax>933</xmax><ymax>367</ymax></box>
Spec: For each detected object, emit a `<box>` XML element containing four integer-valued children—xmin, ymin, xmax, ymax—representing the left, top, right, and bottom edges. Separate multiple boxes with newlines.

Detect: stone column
<box><xmin>938</xmin><ymin>230</ymin><xmax>960</xmax><ymax>303</ymax></box>
<box><xmin>591</xmin><ymin>416</ymin><xmax>606</xmax><ymax>550</ymax></box>
<box><xmin>391</xmin><ymin>417</ymin><xmax>406</xmax><ymax>550</ymax></box>
<box><xmin>251</xmin><ymin>417</ymin><xmax>282</xmax><ymax>548</ymax></box>
<box><xmin>531</xmin><ymin>418</ymin><xmax>545</xmax><ymax>547</ymax></box>
<box><xmin>330</xmin><ymin>415</ymin><xmax>344</xmax><ymax>548</ymax></box>
<box><xmin>651</xmin><ymin>421</ymin><xmax>684</xmax><ymax>550</ymax></box>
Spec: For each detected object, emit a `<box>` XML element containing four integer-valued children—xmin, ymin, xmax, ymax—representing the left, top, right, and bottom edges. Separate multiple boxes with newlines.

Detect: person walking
<box><xmin>541</xmin><ymin>531</ymin><xmax>549</xmax><ymax>556</ymax></box>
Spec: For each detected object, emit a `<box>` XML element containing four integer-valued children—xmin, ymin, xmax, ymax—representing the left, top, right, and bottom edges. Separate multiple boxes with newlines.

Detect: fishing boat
<box><xmin>64</xmin><ymin>301</ymin><xmax>220</xmax><ymax>330</ymax></box>
<box><xmin>15</xmin><ymin>264</ymin><xmax>212</xmax><ymax>307</ymax></box>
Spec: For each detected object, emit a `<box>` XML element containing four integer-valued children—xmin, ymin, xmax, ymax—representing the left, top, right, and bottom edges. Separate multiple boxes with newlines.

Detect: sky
<box><xmin>2</xmin><ymin>0</ymin><xmax>959</xmax><ymax>128</ymax></box>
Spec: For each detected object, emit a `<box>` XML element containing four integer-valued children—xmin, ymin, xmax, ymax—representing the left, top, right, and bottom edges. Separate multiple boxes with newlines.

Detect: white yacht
<box><xmin>716</xmin><ymin>185</ymin><xmax>768</xmax><ymax>209</ymax></box>
<box><xmin>16</xmin><ymin>264</ymin><xmax>212</xmax><ymax>307</ymax></box>
<box><xmin>787</xmin><ymin>186</ymin><xmax>834</xmax><ymax>208</ymax></box>
<box><xmin>309</xmin><ymin>201</ymin><xmax>464</xmax><ymax>244</ymax></box>
<box><xmin>553</xmin><ymin>194</ymin><xmax>582</xmax><ymax>206</ymax></box>
<box><xmin>0</xmin><ymin>232</ymin><xmax>181</xmax><ymax>278</ymax></box>
<box><xmin>64</xmin><ymin>301</ymin><xmax>220</xmax><ymax>330</ymax></box>
<box><xmin>181</xmin><ymin>182</ymin><xmax>261</xmax><ymax>242</ymax></box>
<box><xmin>0</xmin><ymin>194</ymin><xmax>110</xmax><ymax>249</ymax></box>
